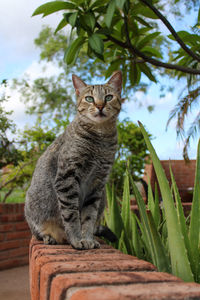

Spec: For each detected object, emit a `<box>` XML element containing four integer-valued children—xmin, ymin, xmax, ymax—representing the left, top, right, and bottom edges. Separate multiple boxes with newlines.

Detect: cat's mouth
<box><xmin>95</xmin><ymin>111</ymin><xmax>106</xmax><ymax>118</ymax></box>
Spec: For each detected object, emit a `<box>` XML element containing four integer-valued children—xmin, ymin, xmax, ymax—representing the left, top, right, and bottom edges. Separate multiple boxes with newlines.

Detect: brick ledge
<box><xmin>29</xmin><ymin>237</ymin><xmax>200</xmax><ymax>300</ymax></box>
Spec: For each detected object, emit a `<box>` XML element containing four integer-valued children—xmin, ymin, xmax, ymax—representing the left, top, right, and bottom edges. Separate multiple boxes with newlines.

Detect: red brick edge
<box><xmin>0</xmin><ymin>203</ymin><xmax>31</xmax><ymax>270</ymax></box>
<box><xmin>29</xmin><ymin>237</ymin><xmax>200</xmax><ymax>300</ymax></box>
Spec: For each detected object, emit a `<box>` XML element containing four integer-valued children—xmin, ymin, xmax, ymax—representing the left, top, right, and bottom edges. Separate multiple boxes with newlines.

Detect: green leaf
<box><xmin>147</xmin><ymin>179</ymin><xmax>155</xmax><ymax>217</ymax></box>
<box><xmin>168</xmin><ymin>31</ymin><xmax>200</xmax><ymax>44</ymax></box>
<box><xmin>84</xmin><ymin>13</ymin><xmax>96</xmax><ymax>31</ymax></box>
<box><xmin>69</xmin><ymin>0</ymin><xmax>85</xmax><ymax>4</ymax></box>
<box><xmin>119</xmin><ymin>170</ymin><xmax>135</xmax><ymax>254</ymax></box>
<box><xmin>154</xmin><ymin>183</ymin><xmax>160</xmax><ymax>228</ymax></box>
<box><xmin>121</xmin><ymin>169</ymin><xmax>131</xmax><ymax>237</ymax></box>
<box><xmin>147</xmin><ymin>210</ymin><xmax>170</xmax><ymax>272</ymax></box>
<box><xmin>189</xmin><ymin>139</ymin><xmax>200</xmax><ymax>281</ymax></box>
<box><xmin>90</xmin><ymin>0</ymin><xmax>109</xmax><ymax>9</ymax></box>
<box><xmin>32</xmin><ymin>1</ymin><xmax>76</xmax><ymax>17</ymax></box>
<box><xmin>116</xmin><ymin>0</ymin><xmax>126</xmax><ymax>9</ymax></box>
<box><xmin>129</xmin><ymin>62</ymin><xmax>141</xmax><ymax>86</ymax></box>
<box><xmin>139</xmin><ymin>121</ymin><xmax>194</xmax><ymax>282</ymax></box>
<box><xmin>139</xmin><ymin>63</ymin><xmax>157</xmax><ymax>83</ymax></box>
<box><xmin>131</xmin><ymin>4</ymin><xmax>159</xmax><ymax>19</ymax></box>
<box><xmin>64</xmin><ymin>37</ymin><xmax>86</xmax><ymax>65</ymax></box>
<box><xmin>130</xmin><ymin>175</ymin><xmax>156</xmax><ymax>262</ymax></box>
<box><xmin>198</xmin><ymin>7</ymin><xmax>200</xmax><ymax>23</ymax></box>
<box><xmin>137</xmin><ymin>32</ymin><xmax>160</xmax><ymax>50</ymax></box>
<box><xmin>131</xmin><ymin>213</ymin><xmax>141</xmax><ymax>257</ymax></box>
<box><xmin>134</xmin><ymin>16</ymin><xmax>153</xmax><ymax>28</ymax></box>
<box><xmin>105</xmin><ymin>184</ymin><xmax>124</xmax><ymax>240</ymax></box>
<box><xmin>88</xmin><ymin>34</ymin><xmax>104</xmax><ymax>55</ymax></box>
<box><xmin>170</xmin><ymin>166</ymin><xmax>194</xmax><ymax>277</ymax></box>
<box><xmin>105</xmin><ymin>58</ymin><xmax>123</xmax><ymax>78</ymax></box>
<box><xmin>68</xmin><ymin>12</ymin><xmax>78</xmax><ymax>27</ymax></box>
<box><xmin>142</xmin><ymin>46</ymin><xmax>163</xmax><ymax>59</ymax></box>
<box><xmin>54</xmin><ymin>17</ymin><xmax>68</xmax><ymax>34</ymax></box>
<box><xmin>119</xmin><ymin>230</ymin><xmax>128</xmax><ymax>254</ymax></box>
<box><xmin>105</xmin><ymin>0</ymin><xmax>116</xmax><ymax>28</ymax></box>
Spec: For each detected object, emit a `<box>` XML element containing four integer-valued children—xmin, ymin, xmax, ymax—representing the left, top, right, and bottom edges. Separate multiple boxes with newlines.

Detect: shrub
<box><xmin>104</xmin><ymin>122</ymin><xmax>200</xmax><ymax>283</ymax></box>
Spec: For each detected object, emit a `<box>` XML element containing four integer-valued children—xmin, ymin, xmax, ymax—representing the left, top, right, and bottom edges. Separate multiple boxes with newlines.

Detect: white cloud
<box><xmin>0</xmin><ymin>0</ymin><xmax>61</xmax><ymax>58</ymax></box>
<box><xmin>24</xmin><ymin>60</ymin><xmax>61</xmax><ymax>80</ymax></box>
<box><xmin>0</xmin><ymin>0</ymin><xmax>66</xmax><ymax>80</ymax></box>
<box><xmin>1</xmin><ymin>60</ymin><xmax>61</xmax><ymax>131</ymax></box>
<box><xmin>1</xmin><ymin>81</ymin><xmax>35</xmax><ymax>130</ymax></box>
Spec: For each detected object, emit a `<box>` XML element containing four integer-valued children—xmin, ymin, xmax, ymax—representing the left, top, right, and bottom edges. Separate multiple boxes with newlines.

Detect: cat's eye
<box><xmin>105</xmin><ymin>94</ymin><xmax>113</xmax><ymax>102</ymax></box>
<box><xmin>85</xmin><ymin>96</ymin><xmax>94</xmax><ymax>103</ymax></box>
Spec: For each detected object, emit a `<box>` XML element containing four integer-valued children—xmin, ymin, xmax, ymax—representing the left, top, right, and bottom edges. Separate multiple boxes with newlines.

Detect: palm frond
<box><xmin>183</xmin><ymin>111</ymin><xmax>200</xmax><ymax>160</ymax></box>
<box><xmin>167</xmin><ymin>85</ymin><xmax>200</xmax><ymax>157</ymax></box>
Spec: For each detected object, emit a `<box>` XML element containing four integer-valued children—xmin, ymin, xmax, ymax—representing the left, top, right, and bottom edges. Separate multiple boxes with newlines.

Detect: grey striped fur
<box><xmin>25</xmin><ymin>71</ymin><xmax>122</xmax><ymax>249</ymax></box>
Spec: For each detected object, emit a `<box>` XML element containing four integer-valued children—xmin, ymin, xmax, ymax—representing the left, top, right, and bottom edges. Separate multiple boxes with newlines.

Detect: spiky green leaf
<box><xmin>139</xmin><ymin>121</ymin><xmax>194</xmax><ymax>282</ymax></box>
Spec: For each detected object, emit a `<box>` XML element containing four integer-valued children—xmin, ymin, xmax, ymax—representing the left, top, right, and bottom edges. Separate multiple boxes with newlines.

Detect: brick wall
<box><xmin>0</xmin><ymin>203</ymin><xmax>31</xmax><ymax>270</ymax></box>
<box><xmin>30</xmin><ymin>237</ymin><xmax>200</xmax><ymax>300</ymax></box>
<box><xmin>143</xmin><ymin>160</ymin><xmax>196</xmax><ymax>202</ymax></box>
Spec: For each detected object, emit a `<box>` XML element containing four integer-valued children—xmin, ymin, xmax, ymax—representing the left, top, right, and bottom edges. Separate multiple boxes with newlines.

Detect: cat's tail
<box><xmin>95</xmin><ymin>225</ymin><xmax>118</xmax><ymax>243</ymax></box>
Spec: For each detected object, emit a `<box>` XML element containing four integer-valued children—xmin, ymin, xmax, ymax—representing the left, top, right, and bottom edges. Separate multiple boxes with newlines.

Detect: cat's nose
<box><xmin>96</xmin><ymin>104</ymin><xmax>104</xmax><ymax>111</ymax></box>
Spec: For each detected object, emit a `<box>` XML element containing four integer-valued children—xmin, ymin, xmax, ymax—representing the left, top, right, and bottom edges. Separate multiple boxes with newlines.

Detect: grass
<box><xmin>0</xmin><ymin>189</ymin><xmax>25</xmax><ymax>203</ymax></box>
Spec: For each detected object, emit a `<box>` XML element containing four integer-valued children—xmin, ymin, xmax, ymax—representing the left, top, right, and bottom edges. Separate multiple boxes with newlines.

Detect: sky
<box><xmin>0</xmin><ymin>0</ymin><xmax>199</xmax><ymax>160</ymax></box>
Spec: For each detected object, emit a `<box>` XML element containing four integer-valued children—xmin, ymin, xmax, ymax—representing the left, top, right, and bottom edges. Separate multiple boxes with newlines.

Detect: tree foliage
<box><xmin>33</xmin><ymin>0</ymin><xmax>200</xmax><ymax>77</ymax></box>
<box><xmin>0</xmin><ymin>81</ymin><xmax>22</xmax><ymax>169</ymax></box>
<box><xmin>32</xmin><ymin>0</ymin><xmax>200</xmax><ymax>157</ymax></box>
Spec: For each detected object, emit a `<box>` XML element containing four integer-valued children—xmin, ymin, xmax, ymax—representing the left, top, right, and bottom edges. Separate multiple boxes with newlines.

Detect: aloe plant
<box><xmin>104</xmin><ymin>122</ymin><xmax>200</xmax><ymax>283</ymax></box>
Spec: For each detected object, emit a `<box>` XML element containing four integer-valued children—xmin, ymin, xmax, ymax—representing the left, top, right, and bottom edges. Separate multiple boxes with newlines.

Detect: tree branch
<box><xmin>107</xmin><ymin>32</ymin><xmax>200</xmax><ymax>75</ymax></box>
<box><xmin>139</xmin><ymin>0</ymin><xmax>200</xmax><ymax>62</ymax></box>
<box><xmin>96</xmin><ymin>21</ymin><xmax>200</xmax><ymax>74</ymax></box>
<box><xmin>2</xmin><ymin>186</ymin><xmax>15</xmax><ymax>203</ymax></box>
<box><xmin>0</xmin><ymin>160</ymin><xmax>34</xmax><ymax>189</ymax></box>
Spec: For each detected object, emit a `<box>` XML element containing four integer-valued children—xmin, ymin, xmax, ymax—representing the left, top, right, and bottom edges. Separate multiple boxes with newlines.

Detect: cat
<box><xmin>25</xmin><ymin>71</ymin><xmax>122</xmax><ymax>250</ymax></box>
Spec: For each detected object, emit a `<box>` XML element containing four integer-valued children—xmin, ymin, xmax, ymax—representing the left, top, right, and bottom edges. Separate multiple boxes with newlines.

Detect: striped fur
<box><xmin>25</xmin><ymin>71</ymin><xmax>122</xmax><ymax>250</ymax></box>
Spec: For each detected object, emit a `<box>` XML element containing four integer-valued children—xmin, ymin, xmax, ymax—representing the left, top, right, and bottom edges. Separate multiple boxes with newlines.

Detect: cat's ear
<box><xmin>72</xmin><ymin>74</ymin><xmax>87</xmax><ymax>96</ymax></box>
<box><xmin>107</xmin><ymin>71</ymin><xmax>122</xmax><ymax>95</ymax></box>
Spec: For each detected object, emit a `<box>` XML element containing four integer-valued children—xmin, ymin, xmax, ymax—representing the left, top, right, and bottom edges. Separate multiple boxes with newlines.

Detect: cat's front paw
<box><xmin>71</xmin><ymin>238</ymin><xmax>100</xmax><ymax>250</ymax></box>
<box><xmin>43</xmin><ymin>234</ymin><xmax>57</xmax><ymax>245</ymax></box>
<box><xmin>83</xmin><ymin>239</ymin><xmax>100</xmax><ymax>250</ymax></box>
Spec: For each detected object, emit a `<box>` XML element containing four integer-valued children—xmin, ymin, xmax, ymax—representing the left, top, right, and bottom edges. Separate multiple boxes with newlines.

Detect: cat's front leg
<box><xmin>54</xmin><ymin>164</ymin><xmax>85</xmax><ymax>249</ymax></box>
<box><xmin>80</xmin><ymin>191</ymin><xmax>103</xmax><ymax>249</ymax></box>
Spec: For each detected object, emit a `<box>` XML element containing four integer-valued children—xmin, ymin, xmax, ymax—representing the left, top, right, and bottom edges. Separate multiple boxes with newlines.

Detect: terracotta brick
<box><xmin>0</xmin><ymin>239</ymin><xmax>30</xmax><ymax>251</ymax></box>
<box><xmin>49</xmin><ymin>271</ymin><xmax>180</xmax><ymax>300</ymax></box>
<box><xmin>69</xmin><ymin>282</ymin><xmax>200</xmax><ymax>300</ymax></box>
<box><xmin>9</xmin><ymin>246</ymin><xmax>29</xmax><ymax>258</ymax></box>
<box><xmin>0</xmin><ymin>223</ymin><xmax>14</xmax><ymax>232</ymax></box>
<box><xmin>143</xmin><ymin>160</ymin><xmax>196</xmax><ymax>203</ymax></box>
<box><xmin>0</xmin><ymin>203</ymin><xmax>14</xmax><ymax>214</ymax></box>
<box><xmin>15</xmin><ymin>221</ymin><xmax>30</xmax><ymax>231</ymax></box>
<box><xmin>39</xmin><ymin>259</ymin><xmax>156</xmax><ymax>300</ymax></box>
<box><xmin>0</xmin><ymin>247</ymin><xmax>29</xmax><ymax>261</ymax></box>
<box><xmin>0</xmin><ymin>213</ymin><xmax>25</xmax><ymax>222</ymax></box>
<box><xmin>30</xmin><ymin>245</ymin><xmax>140</xmax><ymax>300</ymax></box>
<box><xmin>0</xmin><ymin>204</ymin><xmax>4</xmax><ymax>214</ymax></box>
<box><xmin>29</xmin><ymin>239</ymin><xmax>200</xmax><ymax>300</ymax></box>
<box><xmin>0</xmin><ymin>256</ymin><xmax>29</xmax><ymax>271</ymax></box>
<box><xmin>6</xmin><ymin>230</ymin><xmax>31</xmax><ymax>241</ymax></box>
<box><xmin>0</xmin><ymin>233</ymin><xmax>5</xmax><ymax>242</ymax></box>
<box><xmin>0</xmin><ymin>240</ymin><xmax>21</xmax><ymax>251</ymax></box>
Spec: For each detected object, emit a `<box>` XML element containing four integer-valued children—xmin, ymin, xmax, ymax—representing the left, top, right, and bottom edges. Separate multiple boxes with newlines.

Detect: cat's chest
<box><xmin>79</xmin><ymin>158</ymin><xmax>109</xmax><ymax>201</ymax></box>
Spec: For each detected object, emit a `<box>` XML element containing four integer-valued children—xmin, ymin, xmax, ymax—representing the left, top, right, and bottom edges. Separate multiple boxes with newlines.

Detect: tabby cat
<box><xmin>25</xmin><ymin>71</ymin><xmax>122</xmax><ymax>250</ymax></box>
